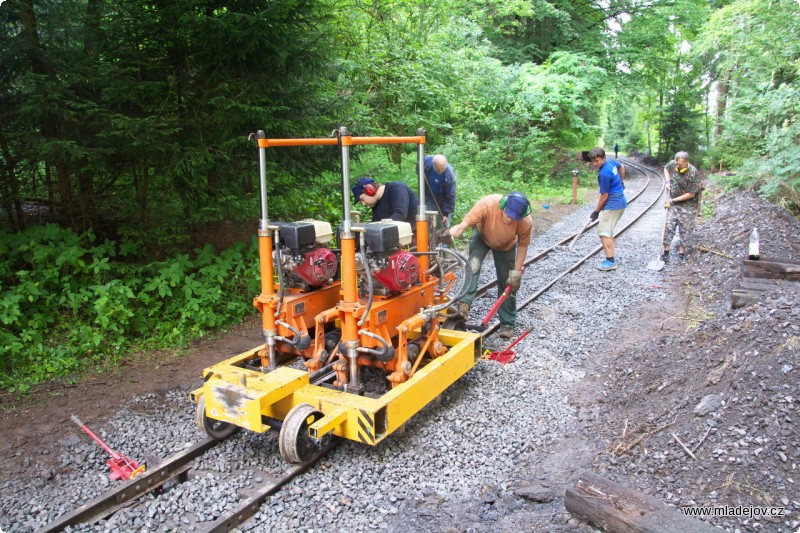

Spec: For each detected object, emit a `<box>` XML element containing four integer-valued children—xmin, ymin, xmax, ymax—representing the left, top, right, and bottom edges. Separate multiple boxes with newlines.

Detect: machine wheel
<box><xmin>195</xmin><ymin>396</ymin><xmax>239</xmax><ymax>440</ymax></box>
<box><xmin>442</xmin><ymin>315</ymin><xmax>466</xmax><ymax>331</ymax></box>
<box><xmin>279</xmin><ymin>403</ymin><xmax>324</xmax><ymax>464</ymax></box>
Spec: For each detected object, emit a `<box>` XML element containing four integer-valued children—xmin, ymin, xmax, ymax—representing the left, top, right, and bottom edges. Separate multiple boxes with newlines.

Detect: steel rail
<box><xmin>476</xmin><ymin>158</ymin><xmax>666</xmax><ymax>338</ymax></box>
<box><xmin>199</xmin><ymin>440</ymin><xmax>340</xmax><ymax>533</ymax></box>
<box><xmin>38</xmin><ymin>158</ymin><xmax>666</xmax><ymax>533</ymax></box>
<box><xmin>36</xmin><ymin>438</ymin><xmax>221</xmax><ymax>533</ymax></box>
<box><xmin>468</xmin><ymin>159</ymin><xmax>655</xmax><ymax>303</ymax></box>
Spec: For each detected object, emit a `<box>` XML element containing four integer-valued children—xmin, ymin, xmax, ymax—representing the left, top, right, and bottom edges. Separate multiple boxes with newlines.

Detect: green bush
<box><xmin>0</xmin><ymin>225</ymin><xmax>260</xmax><ymax>393</ymax></box>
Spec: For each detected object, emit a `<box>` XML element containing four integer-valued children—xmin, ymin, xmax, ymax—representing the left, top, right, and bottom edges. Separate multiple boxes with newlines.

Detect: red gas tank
<box><xmin>373</xmin><ymin>250</ymin><xmax>419</xmax><ymax>292</ymax></box>
<box><xmin>293</xmin><ymin>247</ymin><xmax>338</xmax><ymax>287</ymax></box>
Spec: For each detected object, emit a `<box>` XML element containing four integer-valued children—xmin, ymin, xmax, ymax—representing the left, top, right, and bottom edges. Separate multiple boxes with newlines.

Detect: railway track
<box><xmin>470</xmin><ymin>156</ymin><xmax>665</xmax><ymax>338</ymax></box>
<box><xmin>36</xmin><ymin>157</ymin><xmax>666</xmax><ymax>533</ymax></box>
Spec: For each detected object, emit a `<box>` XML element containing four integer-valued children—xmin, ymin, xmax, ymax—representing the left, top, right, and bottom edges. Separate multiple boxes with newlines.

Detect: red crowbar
<box><xmin>71</xmin><ymin>414</ymin><xmax>146</xmax><ymax>481</ymax></box>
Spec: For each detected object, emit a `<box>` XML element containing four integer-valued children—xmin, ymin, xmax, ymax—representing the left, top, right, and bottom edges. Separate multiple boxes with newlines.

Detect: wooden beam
<box><xmin>742</xmin><ymin>258</ymin><xmax>800</xmax><ymax>281</ymax></box>
<box><xmin>564</xmin><ymin>471</ymin><xmax>718</xmax><ymax>533</ymax></box>
<box><xmin>739</xmin><ymin>277</ymin><xmax>778</xmax><ymax>291</ymax></box>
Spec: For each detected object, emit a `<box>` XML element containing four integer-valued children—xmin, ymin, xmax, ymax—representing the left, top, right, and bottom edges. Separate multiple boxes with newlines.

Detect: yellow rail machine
<box><xmin>191</xmin><ymin>127</ymin><xmax>480</xmax><ymax>463</ymax></box>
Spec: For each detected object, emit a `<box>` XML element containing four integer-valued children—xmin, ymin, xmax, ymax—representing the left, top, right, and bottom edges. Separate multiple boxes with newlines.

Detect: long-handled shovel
<box><xmin>71</xmin><ymin>415</ymin><xmax>146</xmax><ymax>481</ymax></box>
<box><xmin>646</xmin><ymin>208</ymin><xmax>669</xmax><ymax>271</ymax></box>
<box><xmin>569</xmin><ymin>218</ymin><xmax>594</xmax><ymax>249</ymax></box>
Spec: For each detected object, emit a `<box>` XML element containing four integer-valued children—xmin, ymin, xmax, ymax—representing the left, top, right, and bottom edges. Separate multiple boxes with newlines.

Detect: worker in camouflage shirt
<box><xmin>661</xmin><ymin>151</ymin><xmax>701</xmax><ymax>261</ymax></box>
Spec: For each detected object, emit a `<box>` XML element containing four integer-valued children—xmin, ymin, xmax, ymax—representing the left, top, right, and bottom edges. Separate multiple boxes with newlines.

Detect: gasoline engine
<box><xmin>274</xmin><ymin>219</ymin><xmax>338</xmax><ymax>291</ymax></box>
<box><xmin>353</xmin><ymin>220</ymin><xmax>419</xmax><ymax>295</ymax></box>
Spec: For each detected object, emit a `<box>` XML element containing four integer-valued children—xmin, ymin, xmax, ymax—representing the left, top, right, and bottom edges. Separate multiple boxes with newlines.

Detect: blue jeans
<box><xmin>462</xmin><ymin>229</ymin><xmax>517</xmax><ymax>328</ymax></box>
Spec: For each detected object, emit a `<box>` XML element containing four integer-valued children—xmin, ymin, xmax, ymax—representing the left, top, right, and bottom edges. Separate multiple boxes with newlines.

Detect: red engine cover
<box><xmin>373</xmin><ymin>250</ymin><xmax>420</xmax><ymax>292</ymax></box>
<box><xmin>294</xmin><ymin>247</ymin><xmax>338</xmax><ymax>286</ymax></box>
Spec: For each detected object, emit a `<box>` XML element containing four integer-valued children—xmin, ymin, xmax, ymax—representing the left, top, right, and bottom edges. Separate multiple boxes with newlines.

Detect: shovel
<box><xmin>71</xmin><ymin>415</ymin><xmax>146</xmax><ymax>481</ymax></box>
<box><xmin>465</xmin><ymin>284</ymin><xmax>511</xmax><ymax>332</ymax></box>
<box><xmin>569</xmin><ymin>218</ymin><xmax>594</xmax><ymax>249</ymax></box>
<box><xmin>646</xmin><ymin>208</ymin><xmax>669</xmax><ymax>271</ymax></box>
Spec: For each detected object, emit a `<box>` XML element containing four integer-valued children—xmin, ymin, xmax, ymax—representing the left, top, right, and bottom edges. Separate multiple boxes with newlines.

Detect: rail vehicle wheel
<box><xmin>195</xmin><ymin>396</ymin><xmax>239</xmax><ymax>440</ymax></box>
<box><xmin>442</xmin><ymin>315</ymin><xmax>466</xmax><ymax>331</ymax></box>
<box><xmin>279</xmin><ymin>403</ymin><xmax>325</xmax><ymax>464</ymax></box>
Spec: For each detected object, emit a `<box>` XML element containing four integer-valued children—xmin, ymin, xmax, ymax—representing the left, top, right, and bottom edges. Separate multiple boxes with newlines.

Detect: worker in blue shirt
<box><xmin>352</xmin><ymin>176</ymin><xmax>418</xmax><ymax>227</ymax></box>
<box><xmin>423</xmin><ymin>155</ymin><xmax>456</xmax><ymax>227</ymax></box>
<box><xmin>588</xmin><ymin>147</ymin><xmax>627</xmax><ymax>271</ymax></box>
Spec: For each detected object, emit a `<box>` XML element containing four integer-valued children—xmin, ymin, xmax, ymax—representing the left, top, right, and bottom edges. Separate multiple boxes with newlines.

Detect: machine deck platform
<box><xmin>191</xmin><ymin>328</ymin><xmax>480</xmax><ymax>445</ymax></box>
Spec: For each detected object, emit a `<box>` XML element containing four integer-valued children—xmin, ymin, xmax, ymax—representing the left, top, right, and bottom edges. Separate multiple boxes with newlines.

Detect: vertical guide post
<box><xmin>571</xmin><ymin>169</ymin><xmax>579</xmax><ymax>204</ymax></box>
<box><xmin>256</xmin><ymin>131</ymin><xmax>278</xmax><ymax>369</ymax></box>
<box><xmin>415</xmin><ymin>129</ymin><xmax>429</xmax><ymax>275</ymax></box>
<box><xmin>337</xmin><ymin>127</ymin><xmax>361</xmax><ymax>389</ymax></box>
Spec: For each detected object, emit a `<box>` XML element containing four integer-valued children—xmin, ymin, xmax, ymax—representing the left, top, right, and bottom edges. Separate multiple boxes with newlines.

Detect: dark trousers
<box><xmin>462</xmin><ymin>229</ymin><xmax>517</xmax><ymax>328</ymax></box>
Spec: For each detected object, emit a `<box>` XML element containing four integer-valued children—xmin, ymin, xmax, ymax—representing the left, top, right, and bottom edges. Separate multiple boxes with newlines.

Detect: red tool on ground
<box><xmin>71</xmin><ymin>414</ymin><xmax>146</xmax><ymax>481</ymax></box>
<box><xmin>486</xmin><ymin>328</ymin><xmax>532</xmax><ymax>364</ymax></box>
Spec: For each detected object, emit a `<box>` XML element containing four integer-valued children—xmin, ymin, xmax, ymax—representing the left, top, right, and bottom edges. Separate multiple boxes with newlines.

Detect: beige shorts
<box><xmin>597</xmin><ymin>208</ymin><xmax>624</xmax><ymax>238</ymax></box>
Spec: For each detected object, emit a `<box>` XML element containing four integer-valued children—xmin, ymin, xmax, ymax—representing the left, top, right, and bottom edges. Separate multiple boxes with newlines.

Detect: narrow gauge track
<box><xmin>469</xmin><ymin>157</ymin><xmax>666</xmax><ymax>338</ymax></box>
<box><xmin>38</xmin><ymin>414</ymin><xmax>341</xmax><ymax>533</ymax></box>
<box><xmin>36</xmin><ymin>438</ymin><xmax>220</xmax><ymax>532</ymax></box>
<box><xmin>37</xmin><ymin>158</ymin><xmax>665</xmax><ymax>533</ymax></box>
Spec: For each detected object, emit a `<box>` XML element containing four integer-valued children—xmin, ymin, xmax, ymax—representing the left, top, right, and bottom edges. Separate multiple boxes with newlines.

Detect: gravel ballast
<box><xmin>1</xmin><ymin>166</ymin><xmax>797</xmax><ymax>533</ymax></box>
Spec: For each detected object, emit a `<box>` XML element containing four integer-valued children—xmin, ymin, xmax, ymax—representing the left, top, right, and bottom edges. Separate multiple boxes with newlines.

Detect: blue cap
<box><xmin>352</xmin><ymin>177</ymin><xmax>376</xmax><ymax>199</ymax></box>
<box><xmin>504</xmin><ymin>192</ymin><xmax>530</xmax><ymax>221</ymax></box>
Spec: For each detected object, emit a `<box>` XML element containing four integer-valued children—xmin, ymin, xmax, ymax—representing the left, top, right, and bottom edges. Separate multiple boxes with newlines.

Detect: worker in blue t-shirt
<box><xmin>588</xmin><ymin>147</ymin><xmax>627</xmax><ymax>271</ymax></box>
<box><xmin>423</xmin><ymin>154</ymin><xmax>457</xmax><ymax>228</ymax></box>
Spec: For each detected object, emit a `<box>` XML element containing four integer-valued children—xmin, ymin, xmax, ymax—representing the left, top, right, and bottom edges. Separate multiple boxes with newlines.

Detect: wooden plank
<box><xmin>739</xmin><ymin>277</ymin><xmax>778</xmax><ymax>291</ymax></box>
<box><xmin>731</xmin><ymin>287</ymin><xmax>770</xmax><ymax>309</ymax></box>
<box><xmin>742</xmin><ymin>258</ymin><xmax>800</xmax><ymax>281</ymax></box>
<box><xmin>564</xmin><ymin>471</ymin><xmax>719</xmax><ymax>533</ymax></box>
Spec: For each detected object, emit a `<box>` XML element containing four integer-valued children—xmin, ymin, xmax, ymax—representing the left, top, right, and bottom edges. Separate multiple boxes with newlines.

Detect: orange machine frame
<box><xmin>252</xmin><ymin>128</ymin><xmax>453</xmax><ymax>390</ymax></box>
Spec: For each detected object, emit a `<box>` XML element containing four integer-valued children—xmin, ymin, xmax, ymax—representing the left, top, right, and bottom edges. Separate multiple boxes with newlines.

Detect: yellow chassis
<box><xmin>191</xmin><ymin>328</ymin><xmax>480</xmax><ymax>445</ymax></box>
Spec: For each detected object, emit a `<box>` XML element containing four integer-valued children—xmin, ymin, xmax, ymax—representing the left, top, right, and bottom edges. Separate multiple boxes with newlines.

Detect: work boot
<box><xmin>660</xmin><ymin>250</ymin><xmax>669</xmax><ymax>262</ymax></box>
<box><xmin>453</xmin><ymin>301</ymin><xmax>470</xmax><ymax>319</ymax></box>
<box><xmin>498</xmin><ymin>326</ymin><xmax>514</xmax><ymax>340</ymax></box>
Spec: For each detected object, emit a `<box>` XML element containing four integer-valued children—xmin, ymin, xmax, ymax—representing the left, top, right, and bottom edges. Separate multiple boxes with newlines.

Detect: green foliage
<box><xmin>3</xmin><ymin>0</ymin><xmax>798</xmax><ymax>392</ymax></box>
<box><xmin>694</xmin><ymin>0</ymin><xmax>800</xmax><ymax>209</ymax></box>
<box><xmin>0</xmin><ymin>225</ymin><xmax>259</xmax><ymax>392</ymax></box>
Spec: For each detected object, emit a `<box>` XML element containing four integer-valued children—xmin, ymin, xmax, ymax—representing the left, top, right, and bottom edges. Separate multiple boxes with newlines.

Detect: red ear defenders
<box><xmin>363</xmin><ymin>181</ymin><xmax>377</xmax><ymax>196</ymax></box>
<box><xmin>499</xmin><ymin>194</ymin><xmax>531</xmax><ymax>217</ymax></box>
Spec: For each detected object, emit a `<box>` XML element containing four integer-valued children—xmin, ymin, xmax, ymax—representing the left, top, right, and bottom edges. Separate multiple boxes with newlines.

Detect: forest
<box><xmin>1</xmin><ymin>0</ymin><xmax>798</xmax><ymax>392</ymax></box>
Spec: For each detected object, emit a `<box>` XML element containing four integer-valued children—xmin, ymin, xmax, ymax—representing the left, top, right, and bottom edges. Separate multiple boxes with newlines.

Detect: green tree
<box><xmin>694</xmin><ymin>0</ymin><xmax>800</xmax><ymax>207</ymax></box>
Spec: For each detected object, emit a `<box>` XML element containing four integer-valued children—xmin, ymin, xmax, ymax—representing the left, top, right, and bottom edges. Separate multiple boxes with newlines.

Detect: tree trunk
<box><xmin>565</xmin><ymin>471</ymin><xmax>719</xmax><ymax>533</ymax></box>
<box><xmin>0</xmin><ymin>134</ymin><xmax>25</xmax><ymax>231</ymax></box>
<box><xmin>133</xmin><ymin>164</ymin><xmax>150</xmax><ymax>223</ymax></box>
<box><xmin>714</xmin><ymin>77</ymin><xmax>729</xmax><ymax>141</ymax></box>
<box><xmin>20</xmin><ymin>0</ymin><xmax>77</xmax><ymax>229</ymax></box>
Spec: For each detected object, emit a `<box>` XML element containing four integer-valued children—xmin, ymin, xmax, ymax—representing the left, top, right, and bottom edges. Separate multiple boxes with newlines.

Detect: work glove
<box><xmin>664</xmin><ymin>200</ymin><xmax>671</xmax><ymax>209</ymax></box>
<box><xmin>507</xmin><ymin>270</ymin><xmax>522</xmax><ymax>294</ymax></box>
<box><xmin>436</xmin><ymin>228</ymin><xmax>454</xmax><ymax>246</ymax></box>
<box><xmin>589</xmin><ymin>211</ymin><xmax>599</xmax><ymax>222</ymax></box>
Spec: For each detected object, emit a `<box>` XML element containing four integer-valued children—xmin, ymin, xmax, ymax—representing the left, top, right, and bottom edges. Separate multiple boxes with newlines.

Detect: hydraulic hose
<box><xmin>274</xmin><ymin>320</ymin><xmax>310</xmax><ymax>349</ymax></box>
<box><xmin>427</xmin><ymin>247</ymin><xmax>472</xmax><ymax>315</ymax></box>
<box><xmin>273</xmin><ymin>227</ymin><xmax>284</xmax><ymax>318</ymax></box>
<box><xmin>356</xmin><ymin>329</ymin><xmax>395</xmax><ymax>362</ymax></box>
<box><xmin>356</xmin><ymin>231</ymin><xmax>374</xmax><ymax>327</ymax></box>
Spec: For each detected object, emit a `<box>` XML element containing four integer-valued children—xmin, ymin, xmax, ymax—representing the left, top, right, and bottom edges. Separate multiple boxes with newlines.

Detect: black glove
<box><xmin>589</xmin><ymin>211</ymin><xmax>599</xmax><ymax>221</ymax></box>
<box><xmin>436</xmin><ymin>228</ymin><xmax>454</xmax><ymax>246</ymax></box>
